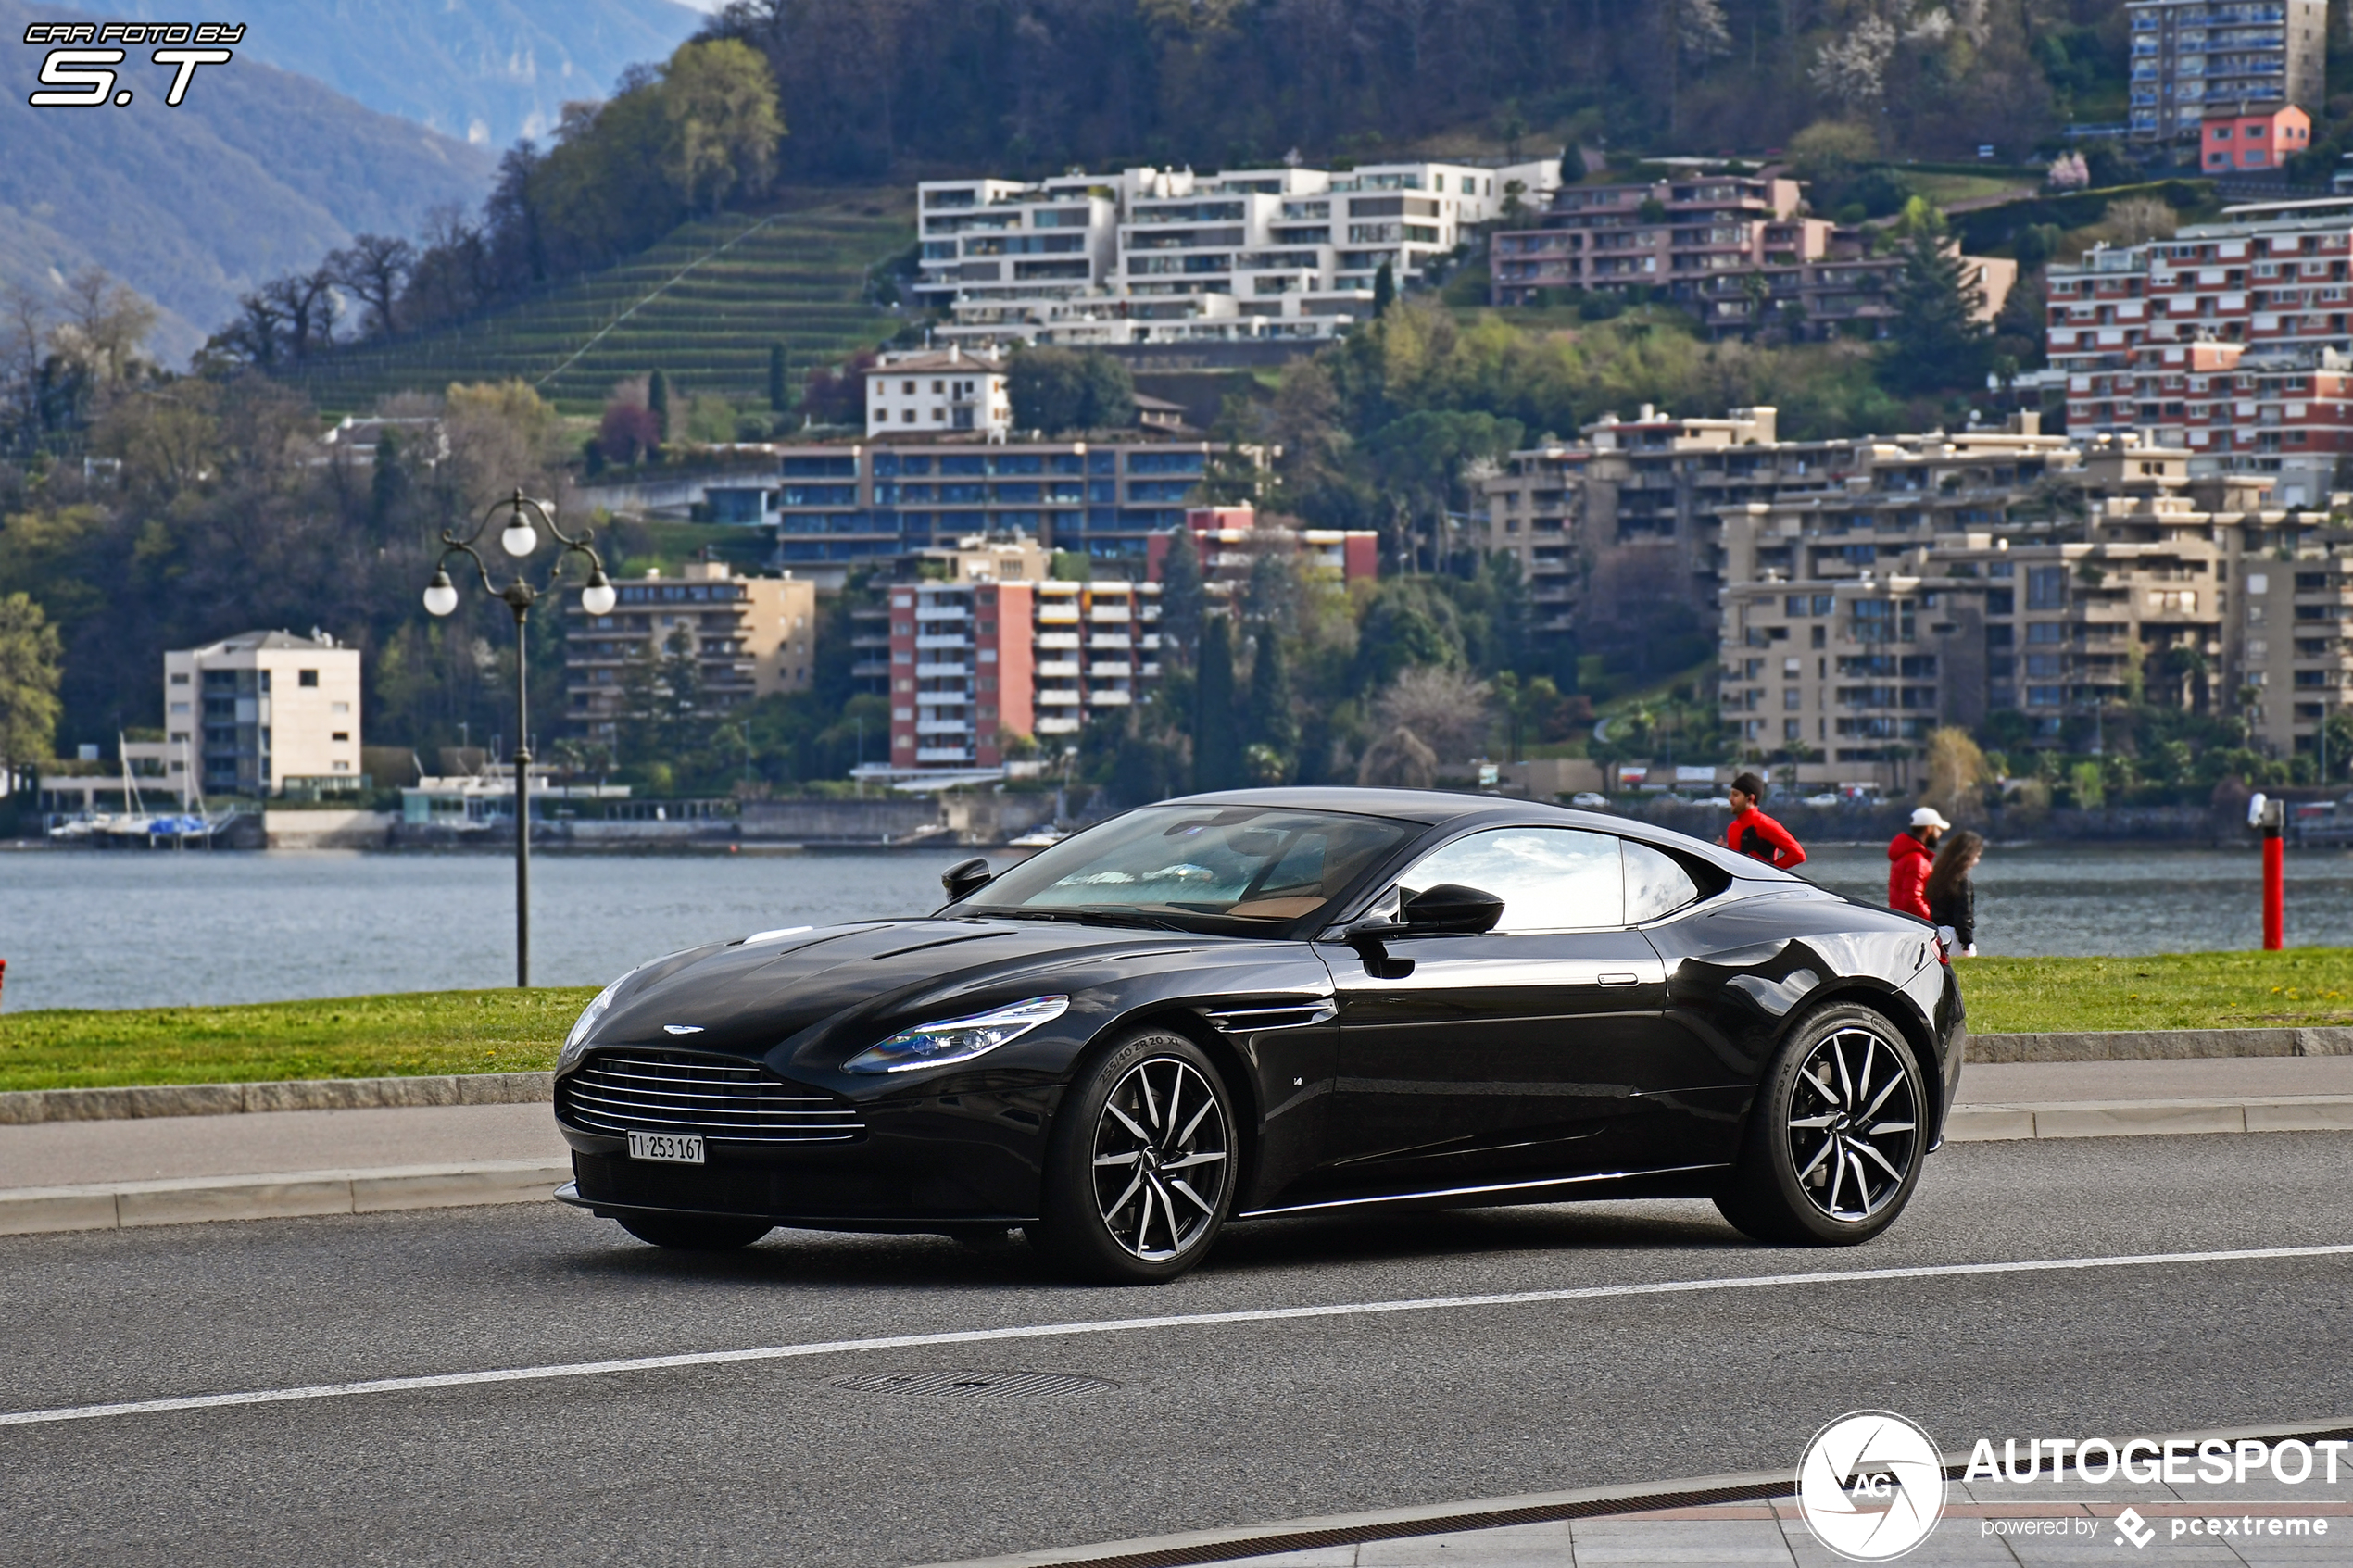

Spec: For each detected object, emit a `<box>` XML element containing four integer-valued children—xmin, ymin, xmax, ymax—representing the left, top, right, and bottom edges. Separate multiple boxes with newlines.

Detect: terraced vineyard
<box><xmin>283</xmin><ymin>194</ymin><xmax>915</xmax><ymax>416</ymax></box>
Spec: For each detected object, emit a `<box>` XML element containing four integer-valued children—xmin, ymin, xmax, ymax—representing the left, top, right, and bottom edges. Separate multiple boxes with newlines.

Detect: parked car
<box><xmin>554</xmin><ymin>788</ymin><xmax>1965</xmax><ymax>1282</ymax></box>
<box><xmin>1569</xmin><ymin>791</ymin><xmax>1610</xmax><ymax>809</ymax></box>
<box><xmin>1804</xmin><ymin>793</ymin><xmax>1840</xmax><ymax>807</ymax></box>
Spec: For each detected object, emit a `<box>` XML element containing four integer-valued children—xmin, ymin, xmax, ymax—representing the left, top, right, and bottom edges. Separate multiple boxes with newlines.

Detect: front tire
<box><xmin>1028</xmin><ymin>1031</ymin><xmax>1237</xmax><ymax>1285</ymax></box>
<box><xmin>615</xmin><ymin>1213</ymin><xmax>773</xmax><ymax>1250</ymax></box>
<box><xmin>1717</xmin><ymin>1002</ymin><xmax>1927</xmax><ymax>1247</ymax></box>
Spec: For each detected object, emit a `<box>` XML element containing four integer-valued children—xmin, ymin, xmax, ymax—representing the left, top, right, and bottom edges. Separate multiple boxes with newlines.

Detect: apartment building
<box><xmin>154</xmin><ymin>630</ymin><xmax>362</xmax><ymax>799</ymax></box>
<box><xmin>881</xmin><ymin>567</ymin><xmax>1162</xmax><ymax>776</ymax></box>
<box><xmin>862</xmin><ymin>346</ymin><xmax>1012</xmax><ymax>437</ymax></box>
<box><xmin>565</xmin><ymin>562</ymin><xmax>817</xmax><ymax>745</ymax></box>
<box><xmin>2127</xmin><ymin>0</ymin><xmax>2326</xmax><ymax>142</ymax></box>
<box><xmin>2203</xmin><ymin>102</ymin><xmax>2314</xmax><ymax>170</ymax></box>
<box><xmin>704</xmin><ymin>436</ymin><xmax>1230</xmax><ymax>583</ymax></box>
<box><xmin>1478</xmin><ymin>445</ymin><xmax>1589</xmax><ymax>647</ymax></box>
<box><xmin>1712</xmin><ymin>433</ymin><xmax>2353</xmax><ymax>781</ymax></box>
<box><xmin>1476</xmin><ymin>408</ymin><xmax>2074</xmax><ymax>659</ymax></box>
<box><xmin>1166</xmin><ymin>504</ymin><xmax>1378</xmax><ymax>592</ymax></box>
<box><xmin>1491</xmin><ymin>175</ymin><xmax>1822</xmax><ymax>298</ymax></box>
<box><xmin>2047</xmin><ymin>203</ymin><xmax>2353</xmax><ymax>496</ymax></box>
<box><xmin>916</xmin><ymin>159</ymin><xmax>1556</xmax><ymax>347</ymax></box>
<box><xmin>2243</xmin><ymin>548</ymin><xmax>2353</xmax><ymax>754</ymax></box>
<box><xmin>1488</xmin><ymin>175</ymin><xmax>2014</xmax><ymax>340</ymax></box>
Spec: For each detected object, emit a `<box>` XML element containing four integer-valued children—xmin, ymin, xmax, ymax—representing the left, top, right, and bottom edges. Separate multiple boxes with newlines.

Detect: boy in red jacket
<box><xmin>1720</xmin><ymin>772</ymin><xmax>1806</xmax><ymax>869</ymax></box>
<box><xmin>1887</xmin><ymin>807</ymin><xmax>1948</xmax><ymax>918</ymax></box>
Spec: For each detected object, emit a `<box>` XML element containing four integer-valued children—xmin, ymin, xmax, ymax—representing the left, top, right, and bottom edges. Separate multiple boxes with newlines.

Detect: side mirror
<box><xmin>1399</xmin><ymin>883</ymin><xmax>1505</xmax><ymax>935</ymax></box>
<box><xmin>941</xmin><ymin>857</ymin><xmax>993</xmax><ymax>902</ymax></box>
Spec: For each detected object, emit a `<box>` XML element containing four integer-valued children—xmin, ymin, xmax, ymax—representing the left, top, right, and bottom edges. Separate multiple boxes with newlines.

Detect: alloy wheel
<box><xmin>1786</xmin><ymin>1025</ymin><xmax>1919</xmax><ymax>1223</ymax></box>
<box><xmin>1089</xmin><ymin>1056</ymin><xmax>1230</xmax><ymax>1261</ymax></box>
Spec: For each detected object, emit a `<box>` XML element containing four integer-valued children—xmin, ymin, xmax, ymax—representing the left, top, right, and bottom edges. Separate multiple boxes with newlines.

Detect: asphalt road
<box><xmin>6</xmin><ymin>1134</ymin><xmax>2353</xmax><ymax>1567</ymax></box>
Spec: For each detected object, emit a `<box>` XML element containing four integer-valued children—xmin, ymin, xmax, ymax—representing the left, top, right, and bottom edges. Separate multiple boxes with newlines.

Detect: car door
<box><xmin>1314</xmin><ymin>825</ymin><xmax>1677</xmax><ymax>1197</ymax></box>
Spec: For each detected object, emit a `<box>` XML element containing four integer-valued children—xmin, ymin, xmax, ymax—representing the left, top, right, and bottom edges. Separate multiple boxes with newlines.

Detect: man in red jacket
<box><xmin>1720</xmin><ymin>772</ymin><xmax>1806</xmax><ymax>869</ymax></box>
<box><xmin>1887</xmin><ymin>807</ymin><xmax>1948</xmax><ymax>918</ymax></box>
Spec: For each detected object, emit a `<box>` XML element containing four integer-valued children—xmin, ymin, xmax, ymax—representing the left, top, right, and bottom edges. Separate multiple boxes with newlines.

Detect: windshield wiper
<box><xmin>986</xmin><ymin>908</ymin><xmax>1191</xmax><ymax>933</ymax></box>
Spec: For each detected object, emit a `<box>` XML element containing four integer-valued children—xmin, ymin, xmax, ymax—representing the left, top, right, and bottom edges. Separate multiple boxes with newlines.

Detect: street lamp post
<box><xmin>422</xmin><ymin>490</ymin><xmax>615</xmax><ymax>987</ymax></box>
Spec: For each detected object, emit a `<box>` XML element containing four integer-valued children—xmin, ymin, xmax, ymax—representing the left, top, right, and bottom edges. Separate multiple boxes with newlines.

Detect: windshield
<box><xmin>960</xmin><ymin>805</ymin><xmax>1418</xmax><ymax>929</ymax></box>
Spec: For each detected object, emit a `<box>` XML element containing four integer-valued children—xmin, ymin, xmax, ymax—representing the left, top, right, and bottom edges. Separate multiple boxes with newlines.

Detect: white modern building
<box><xmin>915</xmin><ymin>158</ymin><xmax>1560</xmax><ymax>347</ymax></box>
<box><xmin>149</xmin><ymin>630</ymin><xmax>363</xmax><ymax>799</ymax></box>
<box><xmin>862</xmin><ymin>346</ymin><xmax>1013</xmax><ymax>437</ymax></box>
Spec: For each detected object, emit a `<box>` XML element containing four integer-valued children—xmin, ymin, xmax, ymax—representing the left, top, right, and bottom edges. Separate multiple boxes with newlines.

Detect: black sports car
<box><xmin>554</xmin><ymin>788</ymin><xmax>1965</xmax><ymax>1282</ymax></box>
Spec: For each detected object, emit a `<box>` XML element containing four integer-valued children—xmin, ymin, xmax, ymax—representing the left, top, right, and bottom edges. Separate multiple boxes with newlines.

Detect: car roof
<box><xmin>1162</xmin><ymin>787</ymin><xmax>1801</xmax><ymax>884</ymax></box>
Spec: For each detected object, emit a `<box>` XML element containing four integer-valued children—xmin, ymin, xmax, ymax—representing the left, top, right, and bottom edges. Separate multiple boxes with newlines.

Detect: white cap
<box><xmin>1909</xmin><ymin>807</ymin><xmax>1951</xmax><ymax>831</ymax></box>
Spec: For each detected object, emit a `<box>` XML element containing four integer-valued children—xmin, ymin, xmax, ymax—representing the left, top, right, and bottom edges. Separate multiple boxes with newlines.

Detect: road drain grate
<box><xmin>829</xmin><ymin>1370</ymin><xmax>1117</xmax><ymax>1399</ymax></box>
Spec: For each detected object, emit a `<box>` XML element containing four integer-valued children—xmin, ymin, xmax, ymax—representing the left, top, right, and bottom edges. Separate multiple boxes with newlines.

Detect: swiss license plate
<box><xmin>626</xmin><ymin>1131</ymin><xmax>705</xmax><ymax>1165</ymax></box>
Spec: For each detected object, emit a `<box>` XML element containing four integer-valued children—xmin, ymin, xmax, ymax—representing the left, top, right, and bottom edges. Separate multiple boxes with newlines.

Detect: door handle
<box><xmin>1595</xmin><ymin>972</ymin><xmax>1642</xmax><ymax>987</ymax></box>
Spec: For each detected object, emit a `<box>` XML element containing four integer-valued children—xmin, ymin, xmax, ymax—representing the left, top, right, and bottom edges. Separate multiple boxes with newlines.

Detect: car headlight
<box><xmin>558</xmin><ymin>972</ymin><xmax>634</xmax><ymax>1074</ymax></box>
<box><xmin>843</xmin><ymin>996</ymin><xmax>1069</xmax><ymax>1075</ymax></box>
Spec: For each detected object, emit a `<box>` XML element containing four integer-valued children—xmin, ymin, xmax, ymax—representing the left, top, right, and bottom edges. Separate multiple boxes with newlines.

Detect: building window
<box><xmin>298</xmin><ymin>670</ymin><xmax>319</xmax><ymax>687</ymax></box>
<box><xmin>332</xmin><ymin>732</ymin><xmax>349</xmax><ymax>742</ymax></box>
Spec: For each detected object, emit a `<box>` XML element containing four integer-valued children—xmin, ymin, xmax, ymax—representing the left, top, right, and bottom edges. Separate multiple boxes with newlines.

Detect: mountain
<box><xmin>1</xmin><ymin>0</ymin><xmax>498</xmax><ymax>362</ymax></box>
<box><xmin>41</xmin><ymin>0</ymin><xmax>706</xmax><ymax>148</ymax></box>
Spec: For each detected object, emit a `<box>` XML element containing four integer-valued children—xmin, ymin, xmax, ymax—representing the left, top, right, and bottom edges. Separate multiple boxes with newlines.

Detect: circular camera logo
<box><xmin>1796</xmin><ymin>1410</ymin><xmax>1948</xmax><ymax>1562</ymax></box>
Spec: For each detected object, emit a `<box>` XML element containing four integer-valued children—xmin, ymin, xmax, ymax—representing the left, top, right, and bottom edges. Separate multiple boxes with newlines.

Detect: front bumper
<box><xmin>556</xmin><ymin>1082</ymin><xmax>1061</xmax><ymax>1227</ymax></box>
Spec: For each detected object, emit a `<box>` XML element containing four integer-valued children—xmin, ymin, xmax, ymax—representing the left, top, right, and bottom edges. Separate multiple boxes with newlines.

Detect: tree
<box><xmin>1192</xmin><ymin>615</ymin><xmax>1242</xmax><ymax>790</ymax></box>
<box><xmin>1372</xmin><ymin>261</ymin><xmax>1395</xmax><ymax>319</ymax></box>
<box><xmin>1244</xmin><ymin>631</ymin><xmax>1297</xmax><ymax>780</ymax></box>
<box><xmin>0</xmin><ymin>593</ymin><xmax>64</xmax><ymax>778</ymax></box>
<box><xmin>1880</xmin><ymin>201</ymin><xmax>1992</xmax><ymax>395</ymax></box>
<box><xmin>768</xmin><ymin>341</ymin><xmax>790</xmax><ymax>413</ymax></box>
<box><xmin>658</xmin><ymin>39</ymin><xmax>786</xmax><ymax>215</ymax></box>
<box><xmin>1158</xmin><ymin>523</ymin><xmax>1205</xmax><ymax>664</ymax></box>
<box><xmin>327</xmin><ymin>234</ymin><xmax>416</xmax><ymax>339</ymax></box>
<box><xmin>1008</xmin><ymin>347</ymin><xmax>1134</xmax><ymax>433</ymax></box>
<box><xmin>1662</xmin><ymin>0</ymin><xmax>1731</xmax><ymax>135</ymax></box>
<box><xmin>598</xmin><ymin>401</ymin><xmax>661</xmax><ymax>465</ymax></box>
<box><xmin>648</xmin><ymin>370</ymin><xmax>673</xmax><ymax>445</ymax></box>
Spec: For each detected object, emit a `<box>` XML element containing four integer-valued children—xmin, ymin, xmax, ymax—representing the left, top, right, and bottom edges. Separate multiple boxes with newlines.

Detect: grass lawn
<box><xmin>4</xmin><ymin>953</ymin><xmax>2351</xmax><ymax>1092</ymax></box>
<box><xmin>1962</xmin><ymin>949</ymin><xmax>2353</xmax><ymax>1035</ymax></box>
<box><xmin>0</xmin><ymin>988</ymin><xmax>598</xmax><ymax>1093</ymax></box>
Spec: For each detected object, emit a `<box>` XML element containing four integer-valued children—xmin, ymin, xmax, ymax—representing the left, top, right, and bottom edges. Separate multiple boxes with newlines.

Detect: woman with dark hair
<box><xmin>1924</xmin><ymin>828</ymin><xmax>1984</xmax><ymax>957</ymax></box>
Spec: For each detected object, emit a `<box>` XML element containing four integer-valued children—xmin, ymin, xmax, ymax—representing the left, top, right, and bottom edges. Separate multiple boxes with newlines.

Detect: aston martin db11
<box><xmin>553</xmin><ymin>788</ymin><xmax>1965</xmax><ymax>1282</ymax></box>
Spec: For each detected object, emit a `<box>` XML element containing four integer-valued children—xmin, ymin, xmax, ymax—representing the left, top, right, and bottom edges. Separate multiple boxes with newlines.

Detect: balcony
<box><xmin>1036</xmin><ymin>688</ymin><xmax>1084</xmax><ymax>706</ymax></box>
<box><xmin>1036</xmin><ymin>660</ymin><xmax>1082</xmax><ymax>677</ymax></box>
<box><xmin>1036</xmin><ymin>632</ymin><xmax>1081</xmax><ymax>648</ymax></box>
<box><xmin>916</xmin><ymin>661</ymin><xmax>970</xmax><ymax>678</ymax></box>
<box><xmin>914</xmin><ymin>690</ymin><xmax>971</xmax><ymax>707</ymax></box>
<box><xmin>916</xmin><ymin>718</ymin><xmax>974</xmax><ymax>735</ymax></box>
<box><xmin>917</xmin><ymin>746</ymin><xmax>975</xmax><ymax>762</ymax></box>
<box><xmin>916</xmin><ymin>633</ymin><xmax>975</xmax><ymax>651</ymax></box>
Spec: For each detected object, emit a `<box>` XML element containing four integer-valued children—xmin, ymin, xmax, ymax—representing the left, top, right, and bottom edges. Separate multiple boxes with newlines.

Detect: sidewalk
<box><xmin>3</xmin><ymin>1057</ymin><xmax>2351</xmax><ymax>1236</ymax></box>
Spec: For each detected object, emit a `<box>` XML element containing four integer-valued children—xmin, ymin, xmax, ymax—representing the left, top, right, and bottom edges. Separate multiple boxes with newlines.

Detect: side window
<box><xmin>1625</xmin><ymin>841</ymin><xmax>1702</xmax><ymax>922</ymax></box>
<box><xmin>1402</xmin><ymin>828</ymin><xmax>1624</xmax><ymax>932</ymax></box>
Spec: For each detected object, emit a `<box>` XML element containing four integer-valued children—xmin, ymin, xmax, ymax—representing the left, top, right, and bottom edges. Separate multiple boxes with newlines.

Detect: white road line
<box><xmin>5</xmin><ymin>1243</ymin><xmax>2349</xmax><ymax>1432</ymax></box>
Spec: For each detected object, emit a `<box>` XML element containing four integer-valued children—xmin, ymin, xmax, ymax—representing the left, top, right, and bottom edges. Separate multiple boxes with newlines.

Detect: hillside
<box><xmin>40</xmin><ymin>0</ymin><xmax>705</xmax><ymax>149</ymax></box>
<box><xmin>1</xmin><ymin>0</ymin><xmax>496</xmax><ymax>361</ymax></box>
<box><xmin>283</xmin><ymin>194</ymin><xmax>915</xmax><ymax>416</ymax></box>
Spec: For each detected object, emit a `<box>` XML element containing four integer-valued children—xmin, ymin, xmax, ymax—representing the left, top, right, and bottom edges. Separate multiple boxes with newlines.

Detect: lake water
<box><xmin>0</xmin><ymin>839</ymin><xmax>2346</xmax><ymax>1012</ymax></box>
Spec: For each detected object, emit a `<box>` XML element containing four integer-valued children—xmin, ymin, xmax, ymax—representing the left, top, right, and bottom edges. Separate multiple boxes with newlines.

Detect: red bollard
<box><xmin>0</xmin><ymin>956</ymin><xmax>6</xmax><ymax>1012</ymax></box>
<box><xmin>2250</xmin><ymin>793</ymin><xmax>2286</xmax><ymax>950</ymax></box>
<box><xmin>2264</xmin><ymin>834</ymin><xmax>2285</xmax><ymax>951</ymax></box>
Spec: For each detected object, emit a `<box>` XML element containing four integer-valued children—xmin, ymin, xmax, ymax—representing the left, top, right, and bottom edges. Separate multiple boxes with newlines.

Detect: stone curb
<box><xmin>1968</xmin><ymin>1026</ymin><xmax>2353</xmax><ymax>1062</ymax></box>
<box><xmin>1944</xmin><ymin>1093</ymin><xmax>2353</xmax><ymax>1142</ymax></box>
<box><xmin>0</xmin><ymin>1160</ymin><xmax>571</xmax><ymax>1236</ymax></box>
<box><xmin>5</xmin><ymin>1024</ymin><xmax>2350</xmax><ymax>1125</ymax></box>
<box><xmin>0</xmin><ymin>1072</ymin><xmax>553</xmax><ymax>1125</ymax></box>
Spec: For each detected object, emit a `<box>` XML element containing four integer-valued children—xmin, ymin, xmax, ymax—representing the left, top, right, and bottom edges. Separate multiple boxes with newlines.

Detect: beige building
<box><xmin>139</xmin><ymin>631</ymin><xmax>363</xmax><ymax>800</ymax></box>
<box><xmin>1714</xmin><ymin>435</ymin><xmax>2326</xmax><ymax>784</ymax></box>
<box><xmin>566</xmin><ymin>562</ymin><xmax>818</xmax><ymax>744</ymax></box>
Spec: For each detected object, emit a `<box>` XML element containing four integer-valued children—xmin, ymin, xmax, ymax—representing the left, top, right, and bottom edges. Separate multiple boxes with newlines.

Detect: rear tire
<box><xmin>615</xmin><ymin>1213</ymin><xmax>773</xmax><ymax>1250</ymax></box>
<box><xmin>1716</xmin><ymin>1002</ymin><xmax>1927</xmax><ymax>1247</ymax></box>
<box><xmin>1028</xmin><ymin>1030</ymin><xmax>1237</xmax><ymax>1285</ymax></box>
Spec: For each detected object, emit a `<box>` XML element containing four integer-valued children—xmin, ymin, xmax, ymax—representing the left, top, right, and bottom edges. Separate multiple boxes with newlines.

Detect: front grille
<box><xmin>558</xmin><ymin>1050</ymin><xmax>864</xmax><ymax>1145</ymax></box>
